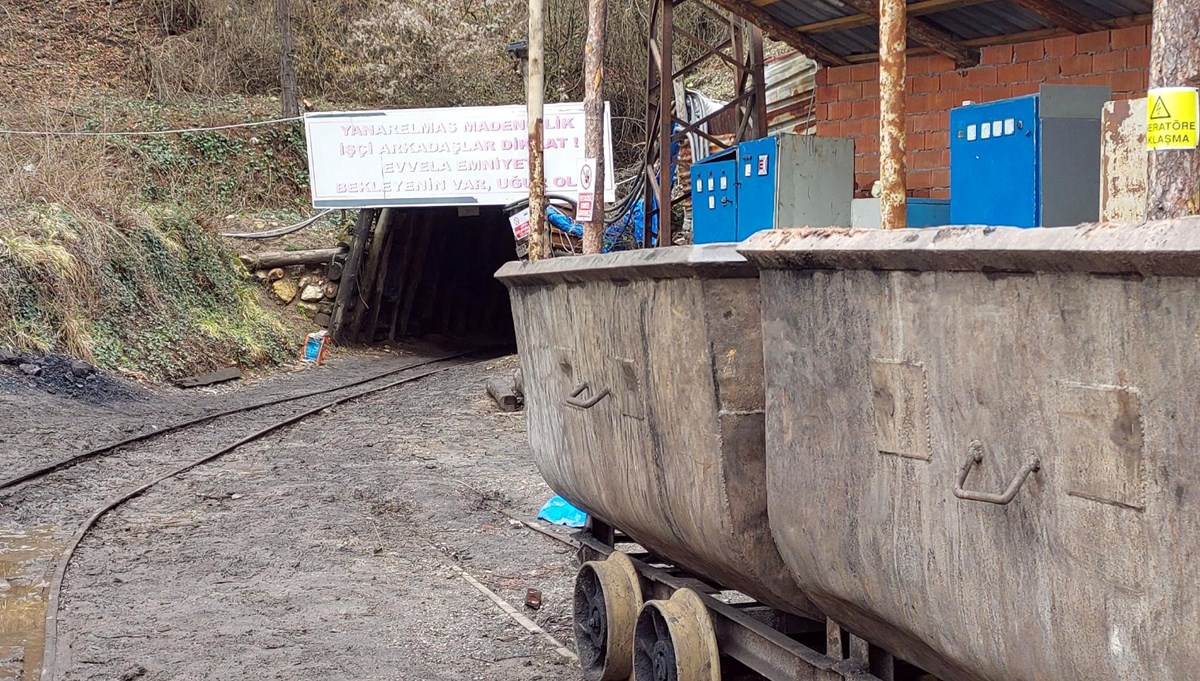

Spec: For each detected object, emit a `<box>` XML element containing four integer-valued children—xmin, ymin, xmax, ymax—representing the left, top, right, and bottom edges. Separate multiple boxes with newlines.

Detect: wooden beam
<box><xmin>704</xmin><ymin>0</ymin><xmax>849</xmax><ymax>65</ymax></box>
<box><xmin>350</xmin><ymin>207</ymin><xmax>393</xmax><ymax>342</ymax></box>
<box><xmin>396</xmin><ymin>213</ymin><xmax>434</xmax><ymax>337</ymax></box>
<box><xmin>329</xmin><ymin>209</ymin><xmax>377</xmax><ymax>344</ymax></box>
<box><xmin>798</xmin><ymin>0</ymin><xmax>987</xmax><ymax>34</ymax></box>
<box><xmin>1008</xmin><ymin>0</ymin><xmax>1107</xmax><ymax>35</ymax></box>
<box><xmin>386</xmin><ymin>216</ymin><xmax>419</xmax><ymax>341</ymax></box>
<box><xmin>841</xmin><ymin>12</ymin><xmax>1152</xmax><ymax>63</ymax></box>
<box><xmin>364</xmin><ymin>211</ymin><xmax>405</xmax><ymax>343</ymax></box>
<box><xmin>838</xmin><ymin>0</ymin><xmax>980</xmax><ymax>67</ymax></box>
<box><xmin>238</xmin><ymin>247</ymin><xmax>344</xmax><ymax>270</ymax></box>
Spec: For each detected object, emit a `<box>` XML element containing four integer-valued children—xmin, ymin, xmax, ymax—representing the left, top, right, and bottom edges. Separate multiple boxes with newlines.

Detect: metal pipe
<box><xmin>527</xmin><ymin>0</ymin><xmax>549</xmax><ymax>260</ymax></box>
<box><xmin>879</xmin><ymin>0</ymin><xmax>908</xmax><ymax>229</ymax></box>
<box><xmin>642</xmin><ymin>0</ymin><xmax>660</xmax><ymax>249</ymax></box>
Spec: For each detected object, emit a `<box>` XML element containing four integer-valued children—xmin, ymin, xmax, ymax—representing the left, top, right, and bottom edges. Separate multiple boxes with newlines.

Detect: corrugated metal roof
<box><xmin>765</xmin><ymin>52</ymin><xmax>820</xmax><ymax>134</ymax></box>
<box><xmin>735</xmin><ymin>0</ymin><xmax>1152</xmax><ymax>64</ymax></box>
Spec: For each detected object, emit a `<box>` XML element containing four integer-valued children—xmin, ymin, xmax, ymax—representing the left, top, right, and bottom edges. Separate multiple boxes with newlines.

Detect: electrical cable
<box><xmin>0</xmin><ymin>116</ymin><xmax>303</xmax><ymax>137</ymax></box>
<box><xmin>220</xmin><ymin>209</ymin><xmax>336</xmax><ymax>239</ymax></box>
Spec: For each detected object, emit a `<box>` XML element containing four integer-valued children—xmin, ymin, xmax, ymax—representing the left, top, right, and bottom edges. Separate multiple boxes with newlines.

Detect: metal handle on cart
<box><xmin>954</xmin><ymin>441</ymin><xmax>1041</xmax><ymax>506</ymax></box>
<box><xmin>566</xmin><ymin>382</ymin><xmax>610</xmax><ymax>409</ymax></box>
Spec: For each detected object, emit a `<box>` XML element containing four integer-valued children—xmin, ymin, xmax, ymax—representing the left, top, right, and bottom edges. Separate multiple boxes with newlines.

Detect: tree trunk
<box><xmin>239</xmin><ymin>247</ymin><xmax>345</xmax><ymax>270</ymax></box>
<box><xmin>527</xmin><ymin>0</ymin><xmax>549</xmax><ymax>260</ymax></box>
<box><xmin>276</xmin><ymin>0</ymin><xmax>300</xmax><ymax>119</ymax></box>
<box><xmin>1147</xmin><ymin>0</ymin><xmax>1200</xmax><ymax>219</ymax></box>
<box><xmin>582</xmin><ymin>0</ymin><xmax>609</xmax><ymax>254</ymax></box>
<box><xmin>486</xmin><ymin>377</ymin><xmax>523</xmax><ymax>412</ymax></box>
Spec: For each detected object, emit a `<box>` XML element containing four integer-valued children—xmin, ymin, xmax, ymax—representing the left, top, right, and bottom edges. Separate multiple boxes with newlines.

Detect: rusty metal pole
<box><xmin>527</xmin><ymin>0</ymin><xmax>549</xmax><ymax>260</ymax></box>
<box><xmin>582</xmin><ymin>0</ymin><xmax>609</xmax><ymax>254</ymax></box>
<box><xmin>642</xmin><ymin>0</ymin><xmax>660</xmax><ymax>249</ymax></box>
<box><xmin>1146</xmin><ymin>0</ymin><xmax>1200</xmax><ymax>219</ymax></box>
<box><xmin>879</xmin><ymin>0</ymin><xmax>908</xmax><ymax>229</ymax></box>
<box><xmin>657</xmin><ymin>0</ymin><xmax>674</xmax><ymax>246</ymax></box>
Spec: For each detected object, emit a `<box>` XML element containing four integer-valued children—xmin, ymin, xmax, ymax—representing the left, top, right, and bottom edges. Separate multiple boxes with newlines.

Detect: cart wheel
<box><xmin>633</xmin><ymin>588</ymin><xmax>720</xmax><ymax>681</ymax></box>
<box><xmin>574</xmin><ymin>551</ymin><xmax>643</xmax><ymax>681</ymax></box>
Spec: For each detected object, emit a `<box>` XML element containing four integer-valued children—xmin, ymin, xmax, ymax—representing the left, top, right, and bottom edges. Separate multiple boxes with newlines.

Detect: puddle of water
<box><xmin>0</xmin><ymin>528</ymin><xmax>63</xmax><ymax>681</ymax></box>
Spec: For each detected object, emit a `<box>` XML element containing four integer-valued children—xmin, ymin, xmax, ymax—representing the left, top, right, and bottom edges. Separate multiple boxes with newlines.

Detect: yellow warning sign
<box><xmin>1147</xmin><ymin>86</ymin><xmax>1199</xmax><ymax>150</ymax></box>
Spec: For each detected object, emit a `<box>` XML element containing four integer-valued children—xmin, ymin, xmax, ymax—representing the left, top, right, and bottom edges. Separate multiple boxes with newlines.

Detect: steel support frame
<box><xmin>642</xmin><ymin>0</ymin><xmax>768</xmax><ymax>247</ymax></box>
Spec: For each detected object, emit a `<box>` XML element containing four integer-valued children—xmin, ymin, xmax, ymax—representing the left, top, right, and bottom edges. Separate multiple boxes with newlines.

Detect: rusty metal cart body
<box><xmin>741</xmin><ymin>221</ymin><xmax>1200</xmax><ymax>681</ymax></box>
<box><xmin>497</xmin><ymin>246</ymin><xmax>901</xmax><ymax>681</ymax></box>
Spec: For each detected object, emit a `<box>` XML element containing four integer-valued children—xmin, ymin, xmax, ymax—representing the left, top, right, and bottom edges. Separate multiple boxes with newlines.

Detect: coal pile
<box><xmin>0</xmin><ymin>349</ymin><xmax>146</xmax><ymax>402</ymax></box>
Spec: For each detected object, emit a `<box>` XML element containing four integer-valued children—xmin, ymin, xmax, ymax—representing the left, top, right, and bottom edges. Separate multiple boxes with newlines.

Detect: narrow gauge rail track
<box><xmin>0</xmin><ymin>351</ymin><xmax>492</xmax><ymax>681</ymax></box>
<box><xmin>0</xmin><ymin>351</ymin><xmax>474</xmax><ymax>494</ymax></box>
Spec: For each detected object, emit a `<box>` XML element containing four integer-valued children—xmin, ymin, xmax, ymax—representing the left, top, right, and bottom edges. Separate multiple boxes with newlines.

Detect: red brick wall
<box><xmin>813</xmin><ymin>25</ymin><xmax>1151</xmax><ymax>198</ymax></box>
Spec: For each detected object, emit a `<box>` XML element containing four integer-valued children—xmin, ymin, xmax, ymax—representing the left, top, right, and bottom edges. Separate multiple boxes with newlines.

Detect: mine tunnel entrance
<box><xmin>329</xmin><ymin>206</ymin><xmax>517</xmax><ymax>347</ymax></box>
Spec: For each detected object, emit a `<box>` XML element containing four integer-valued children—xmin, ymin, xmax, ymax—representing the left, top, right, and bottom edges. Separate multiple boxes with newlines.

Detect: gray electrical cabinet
<box><xmin>692</xmin><ymin>134</ymin><xmax>853</xmax><ymax>243</ymax></box>
<box><xmin>950</xmin><ymin>84</ymin><xmax>1111</xmax><ymax>227</ymax></box>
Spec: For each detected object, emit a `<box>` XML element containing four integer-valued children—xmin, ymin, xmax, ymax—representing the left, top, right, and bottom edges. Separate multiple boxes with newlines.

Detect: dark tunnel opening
<box><xmin>331</xmin><ymin>206</ymin><xmax>518</xmax><ymax>349</ymax></box>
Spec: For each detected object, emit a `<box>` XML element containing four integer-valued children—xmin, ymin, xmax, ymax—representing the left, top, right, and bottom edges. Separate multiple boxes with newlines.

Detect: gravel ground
<box><xmin>0</xmin><ymin>349</ymin><xmax>583</xmax><ymax>681</ymax></box>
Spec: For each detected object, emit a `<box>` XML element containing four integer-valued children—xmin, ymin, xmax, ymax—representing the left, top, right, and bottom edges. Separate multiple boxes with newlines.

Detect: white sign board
<box><xmin>508</xmin><ymin>207</ymin><xmax>531</xmax><ymax>240</ymax></box>
<box><xmin>304</xmin><ymin>102</ymin><xmax>615</xmax><ymax>209</ymax></box>
<box><xmin>575</xmin><ymin>158</ymin><xmax>598</xmax><ymax>222</ymax></box>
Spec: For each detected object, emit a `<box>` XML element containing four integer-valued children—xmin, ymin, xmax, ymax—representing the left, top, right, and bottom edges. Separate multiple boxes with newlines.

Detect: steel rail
<box><xmin>1</xmin><ymin>351</ymin><xmax>472</xmax><ymax>494</ymax></box>
<box><xmin>38</xmin><ymin>357</ymin><xmax>488</xmax><ymax>681</ymax></box>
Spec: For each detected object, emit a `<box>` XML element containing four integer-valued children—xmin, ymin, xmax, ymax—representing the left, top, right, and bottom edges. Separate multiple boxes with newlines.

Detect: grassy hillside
<box><xmin>0</xmin><ymin>0</ymin><xmax>733</xmax><ymax>381</ymax></box>
<box><xmin>0</xmin><ymin>94</ymin><xmax>317</xmax><ymax>380</ymax></box>
<box><xmin>0</xmin><ymin>204</ymin><xmax>296</xmax><ymax>380</ymax></box>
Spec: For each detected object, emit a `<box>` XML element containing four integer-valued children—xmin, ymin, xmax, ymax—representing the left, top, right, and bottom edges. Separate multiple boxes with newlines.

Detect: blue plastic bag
<box><xmin>547</xmin><ymin>205</ymin><xmax>584</xmax><ymax>238</ymax></box>
<box><xmin>537</xmin><ymin>495</ymin><xmax>588</xmax><ymax>528</ymax></box>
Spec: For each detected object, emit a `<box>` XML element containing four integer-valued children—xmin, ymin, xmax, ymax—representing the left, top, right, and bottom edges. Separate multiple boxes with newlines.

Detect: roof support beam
<box><xmin>839</xmin><ymin>12</ymin><xmax>1152</xmax><ymax>64</ymax></box>
<box><xmin>1008</xmin><ymin>0</ymin><xmax>1107</xmax><ymax>34</ymax></box>
<box><xmin>799</xmin><ymin>0</ymin><xmax>988</xmax><ymax>34</ymax></box>
<box><xmin>837</xmin><ymin>0</ymin><xmax>980</xmax><ymax>67</ymax></box>
<box><xmin>703</xmin><ymin>0</ymin><xmax>850</xmax><ymax>65</ymax></box>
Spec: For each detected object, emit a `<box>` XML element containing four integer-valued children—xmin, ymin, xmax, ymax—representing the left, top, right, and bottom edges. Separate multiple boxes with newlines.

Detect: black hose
<box><xmin>502</xmin><ymin>193</ymin><xmax>578</xmax><ymax>213</ymax></box>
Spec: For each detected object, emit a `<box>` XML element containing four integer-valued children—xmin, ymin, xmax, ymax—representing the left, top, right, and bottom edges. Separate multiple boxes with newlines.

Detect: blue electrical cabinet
<box><xmin>950</xmin><ymin>84</ymin><xmax>1111</xmax><ymax>228</ymax></box>
<box><xmin>736</xmin><ymin>136</ymin><xmax>779</xmax><ymax>237</ymax></box>
<box><xmin>692</xmin><ymin>134</ymin><xmax>854</xmax><ymax>244</ymax></box>
<box><xmin>908</xmin><ymin>198</ymin><xmax>951</xmax><ymax>227</ymax></box>
<box><xmin>690</xmin><ymin>148</ymin><xmax>739</xmax><ymax>243</ymax></box>
<box><xmin>851</xmin><ymin>197</ymin><xmax>951</xmax><ymax>228</ymax></box>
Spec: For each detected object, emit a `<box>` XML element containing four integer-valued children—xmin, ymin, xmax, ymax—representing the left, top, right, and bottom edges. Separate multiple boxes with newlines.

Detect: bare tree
<box><xmin>528</xmin><ymin>0</ymin><xmax>549</xmax><ymax>260</ymax></box>
<box><xmin>582</xmin><ymin>0</ymin><xmax>609</xmax><ymax>254</ymax></box>
<box><xmin>277</xmin><ymin>0</ymin><xmax>300</xmax><ymax>118</ymax></box>
<box><xmin>1147</xmin><ymin>0</ymin><xmax>1200</xmax><ymax>219</ymax></box>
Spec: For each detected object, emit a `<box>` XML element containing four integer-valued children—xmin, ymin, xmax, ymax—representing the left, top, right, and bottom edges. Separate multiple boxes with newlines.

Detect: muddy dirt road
<box><xmin>1</xmin><ymin>349</ymin><xmax>583</xmax><ymax>681</ymax></box>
